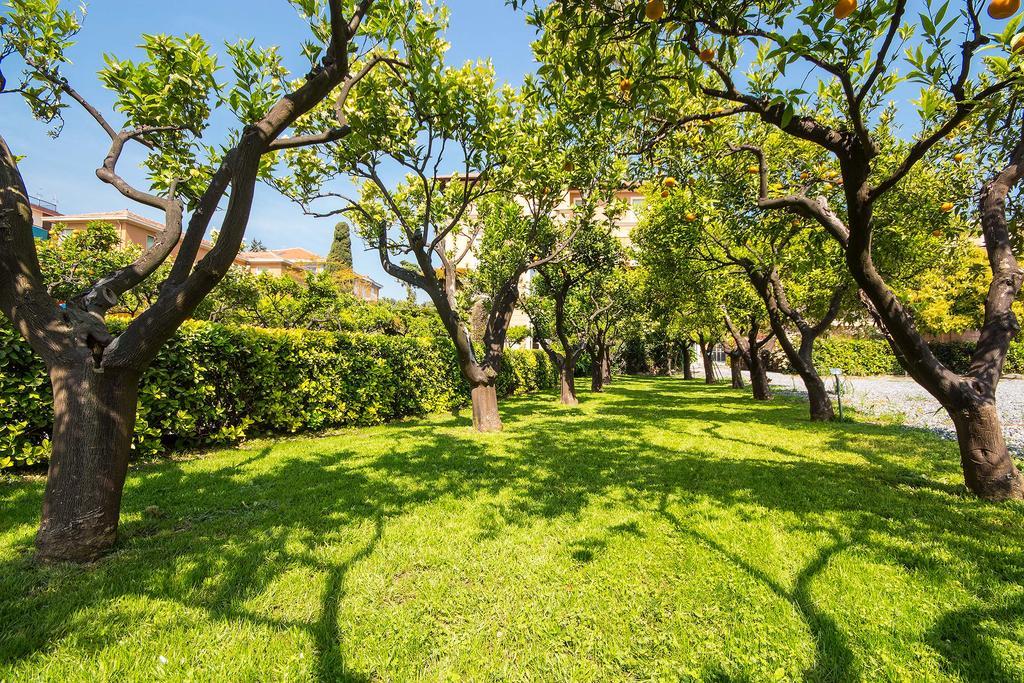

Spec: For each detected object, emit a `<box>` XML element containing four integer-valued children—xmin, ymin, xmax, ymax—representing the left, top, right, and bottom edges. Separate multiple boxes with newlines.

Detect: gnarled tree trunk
<box><xmin>749</xmin><ymin>350</ymin><xmax>772</xmax><ymax>401</ymax></box>
<box><xmin>698</xmin><ymin>334</ymin><xmax>717</xmax><ymax>384</ymax></box>
<box><xmin>590</xmin><ymin>345</ymin><xmax>604</xmax><ymax>392</ymax></box>
<box><xmin>601</xmin><ymin>346</ymin><xmax>612</xmax><ymax>385</ymax></box>
<box><xmin>840</xmin><ymin>139</ymin><xmax>1024</xmax><ymax>500</ymax></box>
<box><xmin>804</xmin><ymin>371</ymin><xmax>834</xmax><ymax>421</ymax></box>
<box><xmin>559</xmin><ymin>356</ymin><xmax>579</xmax><ymax>406</ymax></box>
<box><xmin>36</xmin><ymin>362</ymin><xmax>141</xmax><ymax>563</ymax></box>
<box><xmin>728</xmin><ymin>349</ymin><xmax>745</xmax><ymax>389</ymax></box>
<box><xmin>745</xmin><ymin>266</ymin><xmax>844</xmax><ymax>422</ymax></box>
<box><xmin>471</xmin><ymin>382</ymin><xmax>502</xmax><ymax>432</ymax></box>
<box><xmin>681</xmin><ymin>342</ymin><xmax>694</xmax><ymax>380</ymax></box>
<box><xmin>723</xmin><ymin>310</ymin><xmax>774</xmax><ymax>402</ymax></box>
<box><xmin>948</xmin><ymin>400</ymin><xmax>1024</xmax><ymax>500</ymax></box>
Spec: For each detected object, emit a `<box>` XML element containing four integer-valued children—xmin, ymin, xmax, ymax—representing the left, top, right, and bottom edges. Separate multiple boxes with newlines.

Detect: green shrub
<box><xmin>810</xmin><ymin>337</ymin><xmax>904</xmax><ymax>376</ymax></box>
<box><xmin>0</xmin><ymin>320</ymin><xmax>556</xmax><ymax>470</ymax></box>
<box><xmin>770</xmin><ymin>335</ymin><xmax>1024</xmax><ymax>377</ymax></box>
<box><xmin>1006</xmin><ymin>340</ymin><xmax>1024</xmax><ymax>375</ymax></box>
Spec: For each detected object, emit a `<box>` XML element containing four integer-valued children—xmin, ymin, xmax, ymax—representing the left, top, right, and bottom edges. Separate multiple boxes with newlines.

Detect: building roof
<box><xmin>41</xmin><ymin>210</ymin><xmax>163</xmax><ymax>231</ymax></box>
<box><xmin>353</xmin><ymin>272</ymin><xmax>383</xmax><ymax>289</ymax></box>
<box><xmin>238</xmin><ymin>251</ymin><xmax>294</xmax><ymax>264</ymax></box>
<box><xmin>272</xmin><ymin>247</ymin><xmax>324</xmax><ymax>262</ymax></box>
<box><xmin>41</xmin><ymin>210</ymin><xmax>217</xmax><ymax>251</ymax></box>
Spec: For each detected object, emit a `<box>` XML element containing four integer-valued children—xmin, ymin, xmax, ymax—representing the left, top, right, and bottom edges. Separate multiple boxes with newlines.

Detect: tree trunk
<box><xmin>471</xmin><ymin>383</ymin><xmax>502</xmax><ymax>432</ymax></box>
<box><xmin>560</xmin><ymin>358</ymin><xmax>579</xmax><ymax>406</ymax></box>
<box><xmin>601</xmin><ymin>347</ymin><xmax>612</xmax><ymax>385</ymax></box>
<box><xmin>802</xmin><ymin>368</ymin><xmax>835</xmax><ymax>422</ymax></box>
<box><xmin>749</xmin><ymin>351</ymin><xmax>772</xmax><ymax>401</ymax></box>
<box><xmin>701</xmin><ymin>343</ymin><xmax>716</xmax><ymax>384</ymax></box>
<box><xmin>36</xmin><ymin>363</ymin><xmax>141</xmax><ymax>563</ymax></box>
<box><xmin>681</xmin><ymin>343</ymin><xmax>694</xmax><ymax>380</ymax></box>
<box><xmin>728</xmin><ymin>351</ymin><xmax>745</xmax><ymax>389</ymax></box>
<box><xmin>591</xmin><ymin>349</ymin><xmax>604</xmax><ymax>393</ymax></box>
<box><xmin>948</xmin><ymin>401</ymin><xmax>1024</xmax><ymax>500</ymax></box>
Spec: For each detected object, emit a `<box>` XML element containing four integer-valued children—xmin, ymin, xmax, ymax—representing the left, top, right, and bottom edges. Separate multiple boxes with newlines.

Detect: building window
<box><xmin>631</xmin><ymin>197</ymin><xmax>645</xmax><ymax>210</ymax></box>
<box><xmin>146</xmin><ymin>236</ymin><xmax>155</xmax><ymax>249</ymax></box>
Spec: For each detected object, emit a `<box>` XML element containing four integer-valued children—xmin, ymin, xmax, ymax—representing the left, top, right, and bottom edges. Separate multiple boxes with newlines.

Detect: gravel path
<box><xmin>698</xmin><ymin>362</ymin><xmax>1024</xmax><ymax>454</ymax></box>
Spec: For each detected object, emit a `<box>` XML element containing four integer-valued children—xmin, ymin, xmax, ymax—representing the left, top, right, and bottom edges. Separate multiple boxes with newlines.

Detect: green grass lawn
<box><xmin>2</xmin><ymin>377</ymin><xmax>1023</xmax><ymax>682</ymax></box>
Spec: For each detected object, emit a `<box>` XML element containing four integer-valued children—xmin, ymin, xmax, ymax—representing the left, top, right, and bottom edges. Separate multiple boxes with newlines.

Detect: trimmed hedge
<box><xmin>767</xmin><ymin>335</ymin><xmax>1024</xmax><ymax>376</ymax></box>
<box><xmin>0</xmin><ymin>320</ymin><xmax>557</xmax><ymax>470</ymax></box>
<box><xmin>809</xmin><ymin>337</ymin><xmax>904</xmax><ymax>376</ymax></box>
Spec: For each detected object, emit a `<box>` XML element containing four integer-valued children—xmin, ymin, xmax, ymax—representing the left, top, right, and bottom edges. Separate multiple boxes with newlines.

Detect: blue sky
<box><xmin>0</xmin><ymin>0</ymin><xmax>541</xmax><ymax>300</ymax></box>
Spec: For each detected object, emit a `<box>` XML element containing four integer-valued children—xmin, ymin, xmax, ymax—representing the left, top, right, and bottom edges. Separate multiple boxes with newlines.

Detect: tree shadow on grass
<box><xmin>659</xmin><ymin>500</ymin><xmax>861</xmax><ymax>681</ymax></box>
<box><xmin>0</xmin><ymin>376</ymin><xmax>1022</xmax><ymax>678</ymax></box>
<box><xmin>926</xmin><ymin>593</ymin><xmax>1024</xmax><ymax>682</ymax></box>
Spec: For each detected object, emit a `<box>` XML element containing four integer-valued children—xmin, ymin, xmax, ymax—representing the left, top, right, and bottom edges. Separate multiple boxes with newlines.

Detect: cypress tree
<box><xmin>328</xmin><ymin>222</ymin><xmax>353</xmax><ymax>269</ymax></box>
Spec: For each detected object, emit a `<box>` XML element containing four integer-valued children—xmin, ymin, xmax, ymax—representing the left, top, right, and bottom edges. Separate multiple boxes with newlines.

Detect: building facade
<box><xmin>36</xmin><ymin>207</ymin><xmax>382</xmax><ymax>302</ymax></box>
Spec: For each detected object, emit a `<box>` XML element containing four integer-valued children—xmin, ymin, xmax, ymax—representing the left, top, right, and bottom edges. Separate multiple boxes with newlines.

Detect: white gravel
<box><xmin>698</xmin><ymin>362</ymin><xmax>1024</xmax><ymax>455</ymax></box>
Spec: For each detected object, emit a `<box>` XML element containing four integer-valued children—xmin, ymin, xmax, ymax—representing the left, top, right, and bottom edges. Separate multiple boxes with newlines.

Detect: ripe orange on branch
<box><xmin>664</xmin><ymin>176</ymin><xmax>678</xmax><ymax>188</ymax></box>
<box><xmin>989</xmin><ymin>0</ymin><xmax>1020</xmax><ymax>19</ymax></box>
<box><xmin>834</xmin><ymin>0</ymin><xmax>857</xmax><ymax>19</ymax></box>
<box><xmin>699</xmin><ymin>48</ymin><xmax>715</xmax><ymax>63</ymax></box>
<box><xmin>1012</xmin><ymin>32</ymin><xmax>1024</xmax><ymax>51</ymax></box>
<box><xmin>940</xmin><ymin>202</ymin><xmax>955</xmax><ymax>213</ymax></box>
<box><xmin>619</xmin><ymin>77</ymin><xmax>633</xmax><ymax>92</ymax></box>
<box><xmin>747</xmin><ymin>165</ymin><xmax>760</xmax><ymax>174</ymax></box>
<box><xmin>645</xmin><ymin>0</ymin><xmax>666</xmax><ymax>21</ymax></box>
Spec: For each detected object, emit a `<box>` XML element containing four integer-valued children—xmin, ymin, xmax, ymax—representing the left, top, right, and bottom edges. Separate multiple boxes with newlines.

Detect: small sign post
<box><xmin>830</xmin><ymin>368</ymin><xmax>843</xmax><ymax>420</ymax></box>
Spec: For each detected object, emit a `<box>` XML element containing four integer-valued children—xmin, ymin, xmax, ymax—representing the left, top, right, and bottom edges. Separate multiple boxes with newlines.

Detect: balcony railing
<box><xmin>29</xmin><ymin>195</ymin><xmax>57</xmax><ymax>212</ymax></box>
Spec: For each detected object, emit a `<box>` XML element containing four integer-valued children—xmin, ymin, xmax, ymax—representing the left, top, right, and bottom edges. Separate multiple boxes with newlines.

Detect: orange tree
<box><xmin>634</xmin><ymin>182</ymin><xmax>779</xmax><ymax>399</ymax></box>
<box><xmin>525</xmin><ymin>0</ymin><xmax>1024</xmax><ymax>500</ymax></box>
<box><xmin>640</xmin><ymin>115</ymin><xmax>981</xmax><ymax>420</ymax></box>
<box><xmin>0</xmin><ymin>0</ymin><xmax>425</xmax><ymax>562</ymax></box>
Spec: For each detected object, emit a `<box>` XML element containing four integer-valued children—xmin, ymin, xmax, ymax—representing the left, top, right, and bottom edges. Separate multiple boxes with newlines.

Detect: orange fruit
<box><xmin>661</xmin><ymin>190</ymin><xmax>669</xmax><ymax>198</ymax></box>
<box><xmin>685</xmin><ymin>212</ymin><xmax>697</xmax><ymax>222</ymax></box>
<box><xmin>940</xmin><ymin>202</ymin><xmax>955</xmax><ymax>213</ymax></box>
<box><xmin>747</xmin><ymin>165</ymin><xmax>759</xmax><ymax>174</ymax></box>
<box><xmin>953</xmin><ymin>153</ymin><xmax>965</xmax><ymax>162</ymax></box>
<box><xmin>664</xmin><ymin>176</ymin><xmax>678</xmax><ymax>188</ymax></box>
<box><xmin>619</xmin><ymin>77</ymin><xmax>633</xmax><ymax>92</ymax></box>
<box><xmin>645</xmin><ymin>0</ymin><xmax>666</xmax><ymax>21</ymax></box>
<box><xmin>989</xmin><ymin>0</ymin><xmax>1020</xmax><ymax>19</ymax></box>
<box><xmin>932</xmin><ymin>230</ymin><xmax>944</xmax><ymax>237</ymax></box>
<box><xmin>834</xmin><ymin>0</ymin><xmax>857</xmax><ymax>19</ymax></box>
<box><xmin>699</xmin><ymin>48</ymin><xmax>715</xmax><ymax>63</ymax></box>
<box><xmin>1012</xmin><ymin>31</ymin><xmax>1024</xmax><ymax>50</ymax></box>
